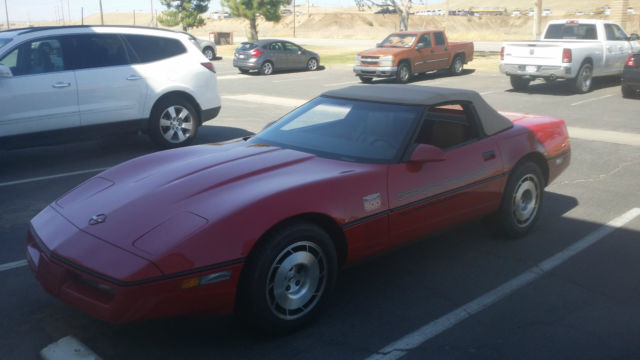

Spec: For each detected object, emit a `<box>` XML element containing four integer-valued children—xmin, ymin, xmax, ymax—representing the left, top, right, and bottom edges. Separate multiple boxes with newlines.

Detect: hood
<box><xmin>358</xmin><ymin>47</ymin><xmax>411</xmax><ymax>57</ymax></box>
<box><xmin>53</xmin><ymin>141</ymin><xmax>316</xmax><ymax>253</ymax></box>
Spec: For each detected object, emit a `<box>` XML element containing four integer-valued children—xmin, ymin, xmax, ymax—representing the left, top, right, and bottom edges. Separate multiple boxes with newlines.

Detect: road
<box><xmin>1</xmin><ymin>58</ymin><xmax>639</xmax><ymax>360</ymax></box>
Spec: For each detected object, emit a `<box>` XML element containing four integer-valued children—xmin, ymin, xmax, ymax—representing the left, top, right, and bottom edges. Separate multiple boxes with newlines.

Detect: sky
<box><xmin>2</xmin><ymin>0</ymin><xmax>433</xmax><ymax>22</ymax></box>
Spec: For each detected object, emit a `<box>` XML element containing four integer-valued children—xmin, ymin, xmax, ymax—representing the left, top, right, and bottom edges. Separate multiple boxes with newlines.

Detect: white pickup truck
<box><xmin>500</xmin><ymin>19</ymin><xmax>640</xmax><ymax>93</ymax></box>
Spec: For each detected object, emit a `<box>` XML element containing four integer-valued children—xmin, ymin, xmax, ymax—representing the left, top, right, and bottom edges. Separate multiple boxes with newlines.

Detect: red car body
<box><xmin>27</xmin><ymin>85</ymin><xmax>570</xmax><ymax>327</ymax></box>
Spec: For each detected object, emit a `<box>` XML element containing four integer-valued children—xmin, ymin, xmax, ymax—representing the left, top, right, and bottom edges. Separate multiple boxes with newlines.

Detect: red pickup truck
<box><xmin>354</xmin><ymin>30</ymin><xmax>474</xmax><ymax>83</ymax></box>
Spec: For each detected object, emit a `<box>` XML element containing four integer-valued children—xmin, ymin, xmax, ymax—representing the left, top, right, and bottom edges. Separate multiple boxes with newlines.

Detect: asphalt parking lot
<box><xmin>1</xmin><ymin>57</ymin><xmax>639</xmax><ymax>360</ymax></box>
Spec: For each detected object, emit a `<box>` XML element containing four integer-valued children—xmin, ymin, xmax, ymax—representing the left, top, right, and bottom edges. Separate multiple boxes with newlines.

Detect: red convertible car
<box><xmin>27</xmin><ymin>85</ymin><xmax>570</xmax><ymax>332</ymax></box>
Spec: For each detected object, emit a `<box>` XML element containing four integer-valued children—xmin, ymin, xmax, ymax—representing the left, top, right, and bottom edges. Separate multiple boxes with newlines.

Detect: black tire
<box><xmin>396</xmin><ymin>62</ymin><xmax>411</xmax><ymax>84</ymax></box>
<box><xmin>621</xmin><ymin>84</ymin><xmax>637</xmax><ymax>98</ymax></box>
<box><xmin>202</xmin><ymin>47</ymin><xmax>215</xmax><ymax>60</ymax></box>
<box><xmin>306</xmin><ymin>58</ymin><xmax>319</xmax><ymax>71</ymax></box>
<box><xmin>148</xmin><ymin>97</ymin><xmax>199</xmax><ymax>149</ymax></box>
<box><xmin>260</xmin><ymin>61</ymin><xmax>274</xmax><ymax>75</ymax></box>
<box><xmin>573</xmin><ymin>63</ymin><xmax>593</xmax><ymax>93</ymax></box>
<box><xmin>359</xmin><ymin>76</ymin><xmax>373</xmax><ymax>83</ymax></box>
<box><xmin>510</xmin><ymin>76</ymin><xmax>530</xmax><ymax>91</ymax></box>
<box><xmin>449</xmin><ymin>54</ymin><xmax>464</xmax><ymax>75</ymax></box>
<box><xmin>494</xmin><ymin>162</ymin><xmax>544</xmax><ymax>238</ymax></box>
<box><xmin>235</xmin><ymin>221</ymin><xmax>338</xmax><ymax>334</ymax></box>
<box><xmin>239</xmin><ymin>68</ymin><xmax>250</xmax><ymax>74</ymax></box>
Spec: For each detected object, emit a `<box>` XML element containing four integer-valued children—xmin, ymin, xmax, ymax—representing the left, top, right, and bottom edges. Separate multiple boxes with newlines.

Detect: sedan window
<box><xmin>415</xmin><ymin>103</ymin><xmax>479</xmax><ymax>150</ymax></box>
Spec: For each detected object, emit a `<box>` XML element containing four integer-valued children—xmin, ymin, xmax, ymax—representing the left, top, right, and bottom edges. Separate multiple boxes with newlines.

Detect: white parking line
<box><xmin>366</xmin><ymin>208</ymin><xmax>640</xmax><ymax>360</ymax></box>
<box><xmin>0</xmin><ymin>259</ymin><xmax>28</xmax><ymax>272</ymax></box>
<box><xmin>41</xmin><ymin>336</ymin><xmax>102</xmax><ymax>360</ymax></box>
<box><xmin>323</xmin><ymin>80</ymin><xmax>360</xmax><ymax>87</ymax></box>
<box><xmin>571</xmin><ymin>94</ymin><xmax>613</xmax><ymax>106</ymax></box>
<box><xmin>217</xmin><ymin>74</ymin><xmax>248</xmax><ymax>80</ymax></box>
<box><xmin>0</xmin><ymin>168</ymin><xmax>108</xmax><ymax>188</ymax></box>
<box><xmin>569</xmin><ymin>127</ymin><xmax>640</xmax><ymax>147</ymax></box>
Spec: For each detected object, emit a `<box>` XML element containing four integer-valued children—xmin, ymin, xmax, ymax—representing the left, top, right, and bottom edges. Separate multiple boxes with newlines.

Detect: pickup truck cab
<box><xmin>354</xmin><ymin>30</ymin><xmax>474</xmax><ymax>83</ymax></box>
<box><xmin>500</xmin><ymin>19</ymin><xmax>640</xmax><ymax>93</ymax></box>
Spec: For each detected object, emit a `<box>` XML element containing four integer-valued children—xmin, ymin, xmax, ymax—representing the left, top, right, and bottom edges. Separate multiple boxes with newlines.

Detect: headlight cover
<box><xmin>379</xmin><ymin>56</ymin><xmax>394</xmax><ymax>67</ymax></box>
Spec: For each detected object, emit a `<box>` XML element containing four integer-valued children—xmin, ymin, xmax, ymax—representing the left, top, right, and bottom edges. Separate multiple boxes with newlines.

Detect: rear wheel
<box><xmin>494</xmin><ymin>162</ymin><xmax>544</xmax><ymax>238</ymax></box>
<box><xmin>149</xmin><ymin>97</ymin><xmax>199</xmax><ymax>149</ymax></box>
<box><xmin>573</xmin><ymin>63</ymin><xmax>593</xmax><ymax>93</ymax></box>
<box><xmin>396</xmin><ymin>62</ymin><xmax>411</xmax><ymax>83</ymax></box>
<box><xmin>510</xmin><ymin>76</ymin><xmax>530</xmax><ymax>91</ymax></box>
<box><xmin>449</xmin><ymin>55</ymin><xmax>464</xmax><ymax>75</ymax></box>
<box><xmin>260</xmin><ymin>61</ymin><xmax>274</xmax><ymax>75</ymax></box>
<box><xmin>202</xmin><ymin>47</ymin><xmax>215</xmax><ymax>60</ymax></box>
<box><xmin>236</xmin><ymin>221</ymin><xmax>338</xmax><ymax>334</ymax></box>
<box><xmin>306</xmin><ymin>58</ymin><xmax>318</xmax><ymax>71</ymax></box>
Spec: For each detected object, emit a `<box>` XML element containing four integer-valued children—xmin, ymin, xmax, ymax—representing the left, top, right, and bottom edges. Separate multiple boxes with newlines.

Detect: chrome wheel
<box><xmin>574</xmin><ymin>64</ymin><xmax>592</xmax><ymax>93</ymax></box>
<box><xmin>261</xmin><ymin>62</ymin><xmax>273</xmax><ymax>75</ymax></box>
<box><xmin>266</xmin><ymin>241</ymin><xmax>327</xmax><ymax>320</ymax></box>
<box><xmin>159</xmin><ymin>105</ymin><xmax>194</xmax><ymax>144</ymax></box>
<box><xmin>396</xmin><ymin>63</ymin><xmax>410</xmax><ymax>83</ymax></box>
<box><xmin>451</xmin><ymin>56</ymin><xmax>463</xmax><ymax>75</ymax></box>
<box><xmin>511</xmin><ymin>174</ymin><xmax>540</xmax><ymax>228</ymax></box>
<box><xmin>306</xmin><ymin>58</ymin><xmax>318</xmax><ymax>71</ymax></box>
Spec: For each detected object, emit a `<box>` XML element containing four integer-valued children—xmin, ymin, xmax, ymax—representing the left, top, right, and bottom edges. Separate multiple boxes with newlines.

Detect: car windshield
<box><xmin>250</xmin><ymin>96</ymin><xmax>422</xmax><ymax>163</ymax></box>
<box><xmin>380</xmin><ymin>34</ymin><xmax>417</xmax><ymax>48</ymax></box>
<box><xmin>0</xmin><ymin>37</ymin><xmax>11</xmax><ymax>49</ymax></box>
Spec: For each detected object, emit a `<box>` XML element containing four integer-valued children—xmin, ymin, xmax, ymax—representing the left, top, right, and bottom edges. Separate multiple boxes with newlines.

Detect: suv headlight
<box><xmin>379</xmin><ymin>56</ymin><xmax>394</xmax><ymax>67</ymax></box>
<box><xmin>355</xmin><ymin>55</ymin><xmax>362</xmax><ymax>65</ymax></box>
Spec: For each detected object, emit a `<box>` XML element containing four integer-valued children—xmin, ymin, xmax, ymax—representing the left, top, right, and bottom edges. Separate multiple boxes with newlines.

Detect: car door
<box><xmin>267</xmin><ymin>41</ymin><xmax>287</xmax><ymax>70</ymax></box>
<box><xmin>386</xmin><ymin>103</ymin><xmax>505</xmax><ymax>249</ymax></box>
<box><xmin>282</xmin><ymin>41</ymin><xmax>306</xmax><ymax>69</ymax></box>
<box><xmin>604</xmin><ymin>23</ymin><xmax>633</xmax><ymax>73</ymax></box>
<box><xmin>0</xmin><ymin>37</ymin><xmax>79</xmax><ymax>137</ymax></box>
<box><xmin>430</xmin><ymin>32</ymin><xmax>451</xmax><ymax>70</ymax></box>
<box><xmin>72</xmin><ymin>34</ymin><xmax>148</xmax><ymax>127</ymax></box>
<box><xmin>413</xmin><ymin>33</ymin><xmax>435</xmax><ymax>73</ymax></box>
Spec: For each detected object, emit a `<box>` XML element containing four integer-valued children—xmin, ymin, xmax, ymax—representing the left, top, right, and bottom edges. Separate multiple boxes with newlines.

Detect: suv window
<box><xmin>545</xmin><ymin>24</ymin><xmax>598</xmax><ymax>40</ymax></box>
<box><xmin>604</xmin><ymin>23</ymin><xmax>628</xmax><ymax>40</ymax></box>
<box><xmin>0</xmin><ymin>37</ymin><xmax>66</xmax><ymax>76</ymax></box>
<box><xmin>434</xmin><ymin>32</ymin><xmax>445</xmax><ymax>46</ymax></box>
<box><xmin>123</xmin><ymin>34</ymin><xmax>186</xmax><ymax>63</ymax></box>
<box><xmin>69</xmin><ymin>34</ymin><xmax>129</xmax><ymax>69</ymax></box>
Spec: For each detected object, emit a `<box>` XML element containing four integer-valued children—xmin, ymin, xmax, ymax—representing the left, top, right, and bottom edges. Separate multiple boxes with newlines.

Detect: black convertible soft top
<box><xmin>322</xmin><ymin>85</ymin><xmax>513</xmax><ymax>136</ymax></box>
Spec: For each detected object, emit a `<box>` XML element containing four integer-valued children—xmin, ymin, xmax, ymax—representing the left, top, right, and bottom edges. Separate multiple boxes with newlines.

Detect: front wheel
<box><xmin>573</xmin><ymin>63</ymin><xmax>593</xmax><ymax>93</ymax></box>
<box><xmin>449</xmin><ymin>55</ymin><xmax>464</xmax><ymax>75</ymax></box>
<box><xmin>306</xmin><ymin>58</ymin><xmax>318</xmax><ymax>71</ymax></box>
<box><xmin>148</xmin><ymin>97</ymin><xmax>199</xmax><ymax>148</ymax></box>
<box><xmin>494</xmin><ymin>162</ymin><xmax>544</xmax><ymax>238</ymax></box>
<box><xmin>396</xmin><ymin>62</ymin><xmax>411</xmax><ymax>84</ymax></box>
<box><xmin>510</xmin><ymin>76</ymin><xmax>530</xmax><ymax>91</ymax></box>
<box><xmin>235</xmin><ymin>221</ymin><xmax>338</xmax><ymax>334</ymax></box>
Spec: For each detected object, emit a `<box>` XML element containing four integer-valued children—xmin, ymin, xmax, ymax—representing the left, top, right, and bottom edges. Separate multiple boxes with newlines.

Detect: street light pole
<box><xmin>293</xmin><ymin>0</ymin><xmax>296</xmax><ymax>38</ymax></box>
<box><xmin>4</xmin><ymin>0</ymin><xmax>9</xmax><ymax>30</ymax></box>
<box><xmin>99</xmin><ymin>0</ymin><xmax>104</xmax><ymax>25</ymax></box>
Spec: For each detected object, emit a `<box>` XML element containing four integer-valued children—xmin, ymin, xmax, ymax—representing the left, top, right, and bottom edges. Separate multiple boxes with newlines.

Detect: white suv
<box><xmin>0</xmin><ymin>26</ymin><xmax>221</xmax><ymax>149</ymax></box>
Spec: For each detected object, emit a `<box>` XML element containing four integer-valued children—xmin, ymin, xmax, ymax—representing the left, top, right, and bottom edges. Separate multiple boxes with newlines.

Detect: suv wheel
<box><xmin>149</xmin><ymin>97</ymin><xmax>199</xmax><ymax>148</ymax></box>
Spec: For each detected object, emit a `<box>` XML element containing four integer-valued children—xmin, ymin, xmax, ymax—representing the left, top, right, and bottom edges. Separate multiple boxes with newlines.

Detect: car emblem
<box><xmin>88</xmin><ymin>214</ymin><xmax>107</xmax><ymax>225</ymax></box>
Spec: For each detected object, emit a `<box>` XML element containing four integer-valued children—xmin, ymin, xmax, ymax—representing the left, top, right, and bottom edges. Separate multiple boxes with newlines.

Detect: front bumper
<box><xmin>26</xmin><ymin>207</ymin><xmax>241</xmax><ymax>323</ymax></box>
<box><xmin>353</xmin><ymin>65</ymin><xmax>398</xmax><ymax>78</ymax></box>
<box><xmin>500</xmin><ymin>63</ymin><xmax>575</xmax><ymax>79</ymax></box>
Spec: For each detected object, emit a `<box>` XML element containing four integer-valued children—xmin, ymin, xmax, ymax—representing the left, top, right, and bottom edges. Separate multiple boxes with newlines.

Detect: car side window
<box><xmin>434</xmin><ymin>32</ymin><xmax>445</xmax><ymax>46</ymax></box>
<box><xmin>71</xmin><ymin>34</ymin><xmax>129</xmax><ymax>69</ymax></box>
<box><xmin>417</xmin><ymin>33</ymin><xmax>432</xmax><ymax>48</ymax></box>
<box><xmin>604</xmin><ymin>24</ymin><xmax>628</xmax><ymax>41</ymax></box>
<box><xmin>283</xmin><ymin>42</ymin><xmax>301</xmax><ymax>52</ymax></box>
<box><xmin>269</xmin><ymin>42</ymin><xmax>283</xmax><ymax>51</ymax></box>
<box><xmin>0</xmin><ymin>37</ymin><xmax>66</xmax><ymax>76</ymax></box>
<box><xmin>123</xmin><ymin>34</ymin><xmax>186</xmax><ymax>63</ymax></box>
<box><xmin>415</xmin><ymin>103</ymin><xmax>479</xmax><ymax>150</ymax></box>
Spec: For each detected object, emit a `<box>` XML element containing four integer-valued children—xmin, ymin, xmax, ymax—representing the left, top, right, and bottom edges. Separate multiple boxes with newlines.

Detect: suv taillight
<box><xmin>625</xmin><ymin>55</ymin><xmax>636</xmax><ymax>68</ymax></box>
<box><xmin>500</xmin><ymin>46</ymin><xmax>504</xmax><ymax>60</ymax></box>
<box><xmin>201</xmin><ymin>62</ymin><xmax>216</xmax><ymax>73</ymax></box>
<box><xmin>562</xmin><ymin>48</ymin><xmax>572</xmax><ymax>63</ymax></box>
<box><xmin>250</xmin><ymin>49</ymin><xmax>264</xmax><ymax>57</ymax></box>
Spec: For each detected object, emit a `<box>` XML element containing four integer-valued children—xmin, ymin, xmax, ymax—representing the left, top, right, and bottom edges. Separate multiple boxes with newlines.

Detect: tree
<box><xmin>356</xmin><ymin>0</ymin><xmax>414</xmax><ymax>31</ymax></box>
<box><xmin>222</xmin><ymin>0</ymin><xmax>292</xmax><ymax>40</ymax></box>
<box><xmin>158</xmin><ymin>0</ymin><xmax>210</xmax><ymax>31</ymax></box>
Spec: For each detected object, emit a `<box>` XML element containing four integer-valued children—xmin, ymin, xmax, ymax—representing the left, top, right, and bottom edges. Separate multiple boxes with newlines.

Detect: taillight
<box><xmin>500</xmin><ymin>46</ymin><xmax>504</xmax><ymax>60</ymax></box>
<box><xmin>625</xmin><ymin>55</ymin><xmax>636</xmax><ymax>67</ymax></box>
<box><xmin>562</xmin><ymin>48</ymin><xmax>572</xmax><ymax>63</ymax></box>
<box><xmin>201</xmin><ymin>62</ymin><xmax>216</xmax><ymax>73</ymax></box>
<box><xmin>250</xmin><ymin>49</ymin><xmax>264</xmax><ymax>57</ymax></box>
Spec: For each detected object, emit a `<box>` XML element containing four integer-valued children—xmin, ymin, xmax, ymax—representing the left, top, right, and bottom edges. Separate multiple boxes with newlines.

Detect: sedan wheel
<box><xmin>494</xmin><ymin>162</ymin><xmax>543</xmax><ymax>238</ymax></box>
<box><xmin>149</xmin><ymin>98</ymin><xmax>199</xmax><ymax>148</ymax></box>
<box><xmin>203</xmin><ymin>47</ymin><xmax>215</xmax><ymax>60</ymax></box>
<box><xmin>306</xmin><ymin>58</ymin><xmax>318</xmax><ymax>71</ymax></box>
<box><xmin>236</xmin><ymin>221</ymin><xmax>337</xmax><ymax>333</ymax></box>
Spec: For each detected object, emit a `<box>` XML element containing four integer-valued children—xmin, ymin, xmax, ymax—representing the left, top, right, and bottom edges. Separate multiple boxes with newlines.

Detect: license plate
<box><xmin>239</xmin><ymin>55</ymin><xmax>245</xmax><ymax>59</ymax></box>
<box><xmin>526</xmin><ymin>65</ymin><xmax>537</xmax><ymax>72</ymax></box>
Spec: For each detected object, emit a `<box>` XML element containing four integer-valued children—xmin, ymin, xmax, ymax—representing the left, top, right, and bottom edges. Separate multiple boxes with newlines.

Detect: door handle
<box><xmin>430</xmin><ymin>49</ymin><xmax>435</xmax><ymax>53</ymax></box>
<box><xmin>127</xmin><ymin>75</ymin><xmax>143</xmax><ymax>80</ymax></box>
<box><xmin>482</xmin><ymin>150</ymin><xmax>496</xmax><ymax>161</ymax></box>
<box><xmin>52</xmin><ymin>82</ymin><xmax>71</xmax><ymax>88</ymax></box>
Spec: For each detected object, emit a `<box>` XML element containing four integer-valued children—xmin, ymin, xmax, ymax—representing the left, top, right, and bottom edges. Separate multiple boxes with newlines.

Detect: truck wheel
<box><xmin>573</xmin><ymin>63</ymin><xmax>593</xmax><ymax>93</ymax></box>
<box><xmin>449</xmin><ymin>55</ymin><xmax>464</xmax><ymax>75</ymax></box>
<box><xmin>510</xmin><ymin>76</ymin><xmax>530</xmax><ymax>91</ymax></box>
<box><xmin>359</xmin><ymin>76</ymin><xmax>373</xmax><ymax>83</ymax></box>
<box><xmin>396</xmin><ymin>62</ymin><xmax>411</xmax><ymax>84</ymax></box>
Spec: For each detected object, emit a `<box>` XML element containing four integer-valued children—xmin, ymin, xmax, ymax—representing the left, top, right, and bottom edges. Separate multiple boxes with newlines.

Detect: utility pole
<box><xmin>60</xmin><ymin>0</ymin><xmax>65</xmax><ymax>25</ymax></box>
<box><xmin>81</xmin><ymin>7</ymin><xmax>84</xmax><ymax>25</ymax></box>
<box><xmin>293</xmin><ymin>0</ymin><xmax>296</xmax><ymax>37</ymax></box>
<box><xmin>99</xmin><ymin>0</ymin><xmax>104</xmax><ymax>25</ymax></box>
<box><xmin>533</xmin><ymin>0</ymin><xmax>542</xmax><ymax>39</ymax></box>
<box><xmin>4</xmin><ymin>0</ymin><xmax>9</xmax><ymax>30</ymax></box>
<box><xmin>67</xmin><ymin>0</ymin><xmax>70</xmax><ymax>24</ymax></box>
<box><xmin>150</xmin><ymin>0</ymin><xmax>154</xmax><ymax>26</ymax></box>
<box><xmin>133</xmin><ymin>9</ymin><xmax>136</xmax><ymax>25</ymax></box>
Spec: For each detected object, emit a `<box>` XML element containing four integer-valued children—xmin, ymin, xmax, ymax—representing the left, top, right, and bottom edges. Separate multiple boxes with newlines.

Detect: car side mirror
<box><xmin>0</xmin><ymin>65</ymin><xmax>12</xmax><ymax>78</ymax></box>
<box><xmin>409</xmin><ymin>144</ymin><xmax>446</xmax><ymax>163</ymax></box>
<box><xmin>416</xmin><ymin>43</ymin><xmax>424</xmax><ymax>49</ymax></box>
<box><xmin>629</xmin><ymin>33</ymin><xmax>639</xmax><ymax>41</ymax></box>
